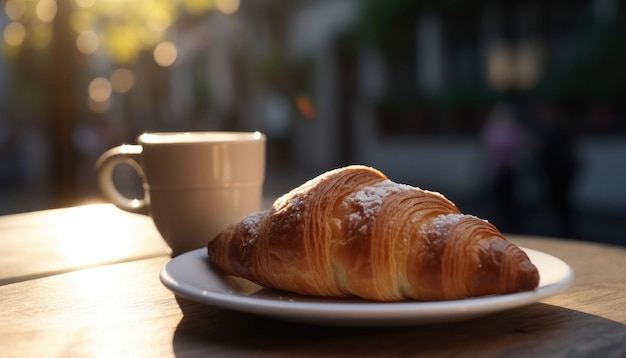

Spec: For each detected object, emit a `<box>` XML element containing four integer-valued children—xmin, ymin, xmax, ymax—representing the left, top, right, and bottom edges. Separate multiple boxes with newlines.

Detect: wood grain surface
<box><xmin>0</xmin><ymin>206</ymin><xmax>625</xmax><ymax>357</ymax></box>
<box><xmin>0</xmin><ymin>204</ymin><xmax>170</xmax><ymax>285</ymax></box>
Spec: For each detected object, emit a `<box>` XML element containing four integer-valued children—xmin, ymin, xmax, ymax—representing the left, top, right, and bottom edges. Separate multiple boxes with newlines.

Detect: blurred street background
<box><xmin>1</xmin><ymin>0</ymin><xmax>625</xmax><ymax>246</ymax></box>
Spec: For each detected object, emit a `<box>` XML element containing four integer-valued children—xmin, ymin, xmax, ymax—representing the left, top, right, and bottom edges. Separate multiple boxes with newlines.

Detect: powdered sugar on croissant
<box><xmin>207</xmin><ymin>165</ymin><xmax>539</xmax><ymax>301</ymax></box>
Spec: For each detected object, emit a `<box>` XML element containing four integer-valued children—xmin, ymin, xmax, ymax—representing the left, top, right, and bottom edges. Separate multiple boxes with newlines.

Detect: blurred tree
<box><xmin>1</xmin><ymin>0</ymin><xmax>235</xmax><ymax>207</ymax></box>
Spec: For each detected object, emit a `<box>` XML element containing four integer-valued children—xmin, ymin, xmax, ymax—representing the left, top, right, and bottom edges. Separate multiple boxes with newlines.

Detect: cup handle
<box><xmin>95</xmin><ymin>144</ymin><xmax>149</xmax><ymax>215</ymax></box>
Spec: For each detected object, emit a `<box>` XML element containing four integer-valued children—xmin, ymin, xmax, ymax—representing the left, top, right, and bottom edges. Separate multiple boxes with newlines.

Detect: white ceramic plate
<box><xmin>160</xmin><ymin>247</ymin><xmax>573</xmax><ymax>326</ymax></box>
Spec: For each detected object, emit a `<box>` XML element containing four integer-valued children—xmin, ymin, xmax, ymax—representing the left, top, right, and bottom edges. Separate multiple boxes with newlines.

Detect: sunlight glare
<box><xmin>153</xmin><ymin>41</ymin><xmax>178</xmax><ymax>67</ymax></box>
<box><xmin>53</xmin><ymin>205</ymin><xmax>142</xmax><ymax>277</ymax></box>
<box><xmin>110</xmin><ymin>68</ymin><xmax>135</xmax><ymax>93</ymax></box>
<box><xmin>5</xmin><ymin>0</ymin><xmax>27</xmax><ymax>20</ymax></box>
<box><xmin>3</xmin><ymin>22</ymin><xmax>26</xmax><ymax>47</ymax></box>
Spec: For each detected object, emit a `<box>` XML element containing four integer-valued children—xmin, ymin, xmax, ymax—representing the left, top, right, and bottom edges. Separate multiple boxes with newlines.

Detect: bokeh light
<box><xmin>216</xmin><ymin>0</ymin><xmax>240</xmax><ymax>14</ymax></box>
<box><xmin>89</xmin><ymin>77</ymin><xmax>113</xmax><ymax>103</ymax></box>
<box><xmin>36</xmin><ymin>0</ymin><xmax>57</xmax><ymax>23</ymax></box>
<box><xmin>153</xmin><ymin>41</ymin><xmax>177</xmax><ymax>67</ymax></box>
<box><xmin>110</xmin><ymin>68</ymin><xmax>135</xmax><ymax>93</ymax></box>
<box><xmin>5</xmin><ymin>0</ymin><xmax>27</xmax><ymax>20</ymax></box>
<box><xmin>487</xmin><ymin>43</ymin><xmax>515</xmax><ymax>91</ymax></box>
<box><xmin>295</xmin><ymin>94</ymin><xmax>317</xmax><ymax>120</ymax></box>
<box><xmin>76</xmin><ymin>30</ymin><xmax>99</xmax><ymax>54</ymax></box>
<box><xmin>2</xmin><ymin>0</ymin><xmax>224</xmax><ymax>65</ymax></box>
<box><xmin>3</xmin><ymin>22</ymin><xmax>26</xmax><ymax>47</ymax></box>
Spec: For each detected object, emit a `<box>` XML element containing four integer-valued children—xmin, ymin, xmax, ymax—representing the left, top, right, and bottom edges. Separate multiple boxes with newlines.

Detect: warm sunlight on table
<box><xmin>51</xmin><ymin>204</ymin><xmax>155</xmax><ymax>264</ymax></box>
<box><xmin>0</xmin><ymin>204</ymin><xmax>171</xmax><ymax>285</ymax></box>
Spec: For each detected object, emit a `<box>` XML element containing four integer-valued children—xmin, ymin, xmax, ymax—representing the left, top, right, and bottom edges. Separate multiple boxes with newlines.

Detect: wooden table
<box><xmin>1</xmin><ymin>204</ymin><xmax>625</xmax><ymax>357</ymax></box>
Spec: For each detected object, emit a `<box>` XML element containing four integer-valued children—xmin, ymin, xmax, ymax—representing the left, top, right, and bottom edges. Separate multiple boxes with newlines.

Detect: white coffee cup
<box><xmin>95</xmin><ymin>131</ymin><xmax>266</xmax><ymax>255</ymax></box>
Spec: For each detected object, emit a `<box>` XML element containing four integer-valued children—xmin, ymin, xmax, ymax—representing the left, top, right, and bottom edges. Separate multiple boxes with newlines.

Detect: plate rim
<box><xmin>160</xmin><ymin>247</ymin><xmax>574</xmax><ymax>325</ymax></box>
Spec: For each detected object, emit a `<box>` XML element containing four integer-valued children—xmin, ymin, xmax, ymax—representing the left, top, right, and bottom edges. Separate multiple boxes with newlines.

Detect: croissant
<box><xmin>207</xmin><ymin>165</ymin><xmax>539</xmax><ymax>301</ymax></box>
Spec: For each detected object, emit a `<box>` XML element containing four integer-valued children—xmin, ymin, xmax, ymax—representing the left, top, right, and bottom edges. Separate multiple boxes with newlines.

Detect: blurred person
<box><xmin>481</xmin><ymin>102</ymin><xmax>530</xmax><ymax>233</ymax></box>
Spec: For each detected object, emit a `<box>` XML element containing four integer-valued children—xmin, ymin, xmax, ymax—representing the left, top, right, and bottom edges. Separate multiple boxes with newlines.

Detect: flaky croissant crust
<box><xmin>208</xmin><ymin>165</ymin><xmax>539</xmax><ymax>301</ymax></box>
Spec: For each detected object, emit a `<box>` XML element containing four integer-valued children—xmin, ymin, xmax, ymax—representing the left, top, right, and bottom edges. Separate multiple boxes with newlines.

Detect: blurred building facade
<box><xmin>1</xmin><ymin>0</ymin><xmax>625</xmax><ymax>243</ymax></box>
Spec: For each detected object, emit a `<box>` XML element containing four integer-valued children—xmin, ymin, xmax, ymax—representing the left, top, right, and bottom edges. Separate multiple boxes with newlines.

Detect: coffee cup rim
<box><xmin>138</xmin><ymin>131</ymin><xmax>264</xmax><ymax>144</ymax></box>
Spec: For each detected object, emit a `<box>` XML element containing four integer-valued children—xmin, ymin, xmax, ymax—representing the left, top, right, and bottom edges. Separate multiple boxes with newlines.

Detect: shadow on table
<box><xmin>172</xmin><ymin>298</ymin><xmax>626</xmax><ymax>357</ymax></box>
